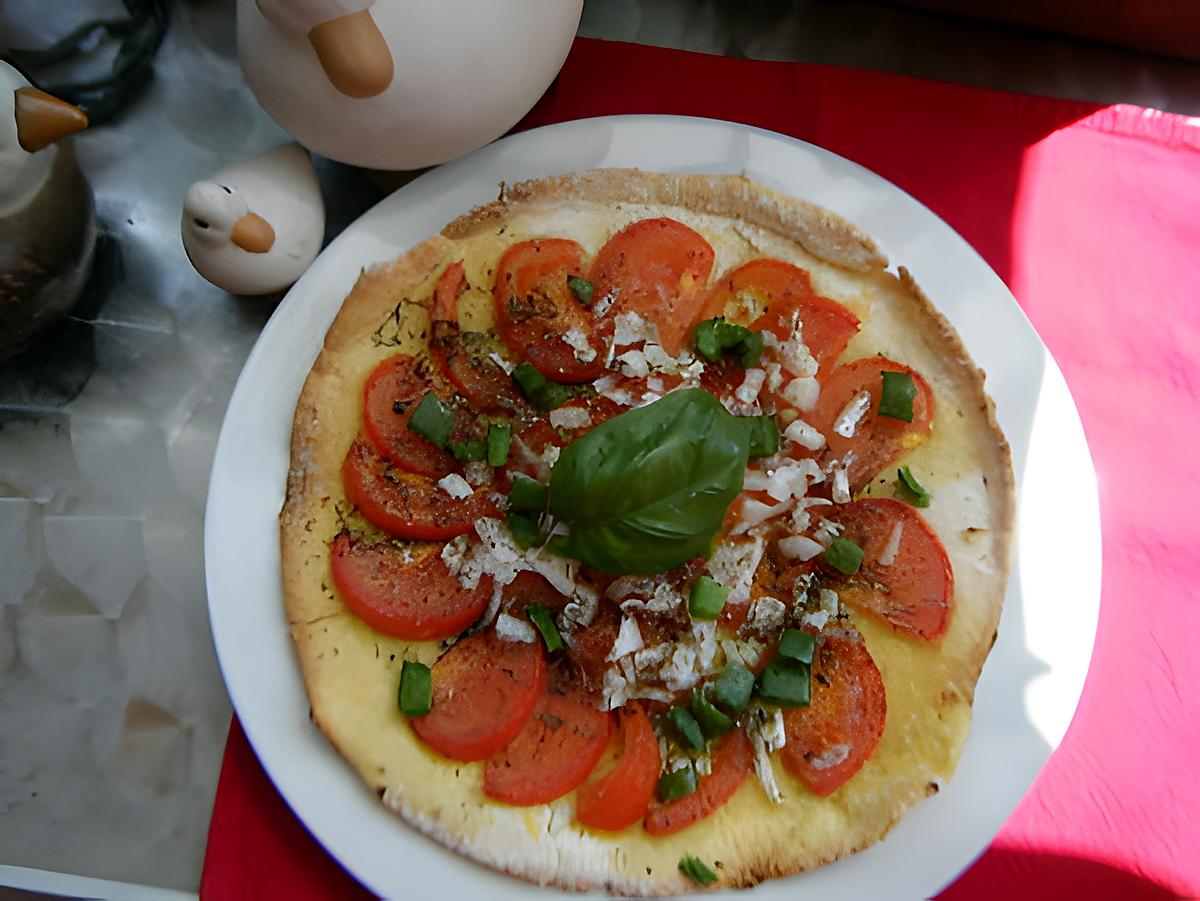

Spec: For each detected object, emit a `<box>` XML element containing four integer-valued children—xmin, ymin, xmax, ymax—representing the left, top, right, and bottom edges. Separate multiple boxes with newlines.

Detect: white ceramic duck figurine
<box><xmin>181</xmin><ymin>143</ymin><xmax>324</xmax><ymax>297</ymax></box>
<box><xmin>0</xmin><ymin>61</ymin><xmax>93</xmax><ymax>359</ymax></box>
<box><xmin>238</xmin><ymin>0</ymin><xmax>583</xmax><ymax>170</ymax></box>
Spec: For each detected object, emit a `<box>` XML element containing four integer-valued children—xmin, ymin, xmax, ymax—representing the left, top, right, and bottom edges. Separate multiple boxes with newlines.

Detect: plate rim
<box><xmin>204</xmin><ymin>113</ymin><xmax>1101</xmax><ymax>898</ymax></box>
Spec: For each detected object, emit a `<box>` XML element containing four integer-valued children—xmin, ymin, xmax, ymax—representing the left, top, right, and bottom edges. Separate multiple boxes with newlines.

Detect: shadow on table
<box><xmin>940</xmin><ymin>846</ymin><xmax>1184</xmax><ymax>899</ymax></box>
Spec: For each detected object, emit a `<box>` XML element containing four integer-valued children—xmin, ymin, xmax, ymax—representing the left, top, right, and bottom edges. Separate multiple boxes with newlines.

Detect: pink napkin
<box><xmin>202</xmin><ymin>38</ymin><xmax>1200</xmax><ymax>899</ymax></box>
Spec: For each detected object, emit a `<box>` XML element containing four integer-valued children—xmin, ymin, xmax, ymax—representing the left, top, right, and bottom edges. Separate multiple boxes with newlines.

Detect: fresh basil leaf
<box><xmin>549</xmin><ymin>389</ymin><xmax>749</xmax><ymax>574</ymax></box>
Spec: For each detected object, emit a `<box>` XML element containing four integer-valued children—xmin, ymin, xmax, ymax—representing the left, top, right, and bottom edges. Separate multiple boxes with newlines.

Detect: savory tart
<box><xmin>280</xmin><ymin>170</ymin><xmax>1014</xmax><ymax>893</ymax></box>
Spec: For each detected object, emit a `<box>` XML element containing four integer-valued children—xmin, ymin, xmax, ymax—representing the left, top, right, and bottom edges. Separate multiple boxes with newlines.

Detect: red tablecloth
<box><xmin>201</xmin><ymin>37</ymin><xmax>1200</xmax><ymax>900</ymax></box>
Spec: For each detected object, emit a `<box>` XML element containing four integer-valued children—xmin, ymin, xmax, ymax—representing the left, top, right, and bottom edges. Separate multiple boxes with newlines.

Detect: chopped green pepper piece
<box><xmin>678</xmin><ymin>855</ymin><xmax>718</xmax><ymax>886</ymax></box>
<box><xmin>755</xmin><ymin>658</ymin><xmax>811</xmax><ymax>707</ymax></box>
<box><xmin>897</xmin><ymin>465</ymin><xmax>932</xmax><ymax>507</ymax></box>
<box><xmin>486</xmin><ymin>423</ymin><xmax>511</xmax><ymax>466</ymax></box>
<box><xmin>449</xmin><ymin>439</ymin><xmax>487</xmax><ymax>462</ymax></box>
<box><xmin>527</xmin><ymin>604</ymin><xmax>564</xmax><ymax>653</ymax></box>
<box><xmin>406</xmin><ymin>393</ymin><xmax>454</xmax><ymax>448</ymax></box>
<box><xmin>513</xmin><ymin>362</ymin><xmax>547</xmax><ymax>396</ymax></box>
<box><xmin>746</xmin><ymin>415</ymin><xmax>780</xmax><ymax>458</ymax></box>
<box><xmin>668</xmin><ymin>706</ymin><xmax>706</xmax><ymax>751</ymax></box>
<box><xmin>690</xmin><ymin>690</ymin><xmax>734</xmax><ymax>738</ymax></box>
<box><xmin>878</xmin><ymin>370</ymin><xmax>917</xmax><ymax>422</ymax></box>
<box><xmin>778</xmin><ymin>628</ymin><xmax>816</xmax><ymax>665</ymax></box>
<box><xmin>567</xmin><ymin>275</ymin><xmax>594</xmax><ymax>306</ymax></box>
<box><xmin>693</xmin><ymin>318</ymin><xmax>725</xmax><ymax>362</ymax></box>
<box><xmin>656</xmin><ymin>765</ymin><xmax>698</xmax><ymax>802</ymax></box>
<box><xmin>512</xmin><ymin>363</ymin><xmax>574</xmax><ymax>411</ymax></box>
<box><xmin>714</xmin><ymin>318</ymin><xmax>750</xmax><ymax>350</ymax></box>
<box><xmin>688</xmin><ymin>576</ymin><xmax>729</xmax><ymax>620</ymax></box>
<box><xmin>737</xmin><ymin>329</ymin><xmax>764</xmax><ymax>368</ymax></box>
<box><xmin>824</xmin><ymin>536</ymin><xmax>864</xmax><ymax>575</ymax></box>
<box><xmin>508</xmin><ymin>473</ymin><xmax>550</xmax><ymax>513</ymax></box>
<box><xmin>398</xmin><ymin>660</ymin><xmax>432</xmax><ymax>717</ymax></box>
<box><xmin>711</xmin><ymin>663</ymin><xmax>755</xmax><ymax>713</ymax></box>
<box><xmin>507</xmin><ymin>512</ymin><xmax>541</xmax><ymax>549</ymax></box>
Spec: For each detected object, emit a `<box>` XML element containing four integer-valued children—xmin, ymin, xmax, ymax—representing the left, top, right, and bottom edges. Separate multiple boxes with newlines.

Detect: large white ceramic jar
<box><xmin>238</xmin><ymin>0</ymin><xmax>583</xmax><ymax>170</ymax></box>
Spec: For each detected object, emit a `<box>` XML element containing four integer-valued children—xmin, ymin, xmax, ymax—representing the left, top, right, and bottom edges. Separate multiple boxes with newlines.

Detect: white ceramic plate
<box><xmin>205</xmin><ymin>115</ymin><xmax>1100</xmax><ymax>898</ymax></box>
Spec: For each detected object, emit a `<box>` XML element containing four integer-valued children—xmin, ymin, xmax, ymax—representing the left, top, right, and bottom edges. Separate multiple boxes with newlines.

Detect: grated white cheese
<box><xmin>641</xmin><ymin>343</ymin><xmax>678</xmax><ymax>371</ymax></box>
<box><xmin>549</xmin><ymin>406</ymin><xmax>592</xmax><ymax>430</ymax></box>
<box><xmin>634</xmin><ymin>643</ymin><xmax>671</xmax><ymax>673</ymax></box>
<box><xmin>746</xmin><ymin>706</ymin><xmax>787</xmax><ymax>803</ymax></box>
<box><xmin>811</xmin><ymin>518</ymin><xmax>843</xmax><ymax>547</ymax></box>
<box><xmin>463</xmin><ymin>461</ymin><xmax>492</xmax><ymax>487</ymax></box>
<box><xmin>614</xmin><ymin>311</ymin><xmax>658</xmax><ymax>346</ymax></box>
<box><xmin>660</xmin><ymin>644</ymin><xmax>701</xmax><ymax>692</ymax></box>
<box><xmin>708</xmin><ymin>536</ymin><xmax>765</xmax><ymax>605</ymax></box>
<box><xmin>561</xmin><ymin>582</ymin><xmax>599</xmax><ymax>629</ymax></box>
<box><xmin>592</xmin><ymin>291</ymin><xmax>616</xmax><ymax>318</ymax></box>
<box><xmin>779</xmin><ymin>315</ymin><xmax>819</xmax><ymax>377</ymax></box>
<box><xmin>601</xmin><ymin>665</ymin><xmax>631</xmax><ymax>710</ymax></box>
<box><xmin>809</xmin><ymin>743</ymin><xmax>852</xmax><ymax>770</ymax></box>
<box><xmin>791</xmin><ymin>495</ymin><xmax>832</xmax><ymax>533</ymax></box>
<box><xmin>692</xmin><ymin>620</ymin><xmax>720</xmax><ymax>673</ymax></box>
<box><xmin>541</xmin><ymin>444</ymin><xmax>561</xmax><ymax>468</ymax></box>
<box><xmin>833</xmin><ymin>390</ymin><xmax>872</xmax><ymax>438</ymax></box>
<box><xmin>832</xmin><ymin>466</ymin><xmax>851</xmax><ymax>504</ymax></box>
<box><xmin>679</xmin><ymin>359</ymin><xmax>707</xmax><ymax>386</ymax></box>
<box><xmin>488</xmin><ymin>351</ymin><xmax>515</xmax><ymax>374</ymax></box>
<box><xmin>436</xmin><ymin>473</ymin><xmax>473</xmax><ymax>500</ymax></box>
<box><xmin>778</xmin><ymin>534</ymin><xmax>824</xmax><ymax>561</ymax></box>
<box><xmin>782</xmin><ymin>375</ymin><xmax>820</xmax><ymax>412</ymax></box>
<box><xmin>607</xmin><ymin>615</ymin><xmax>645</xmax><ymax>661</ymax></box>
<box><xmin>783</xmin><ymin>417</ymin><xmax>826</xmax><ymax>451</ymax></box>
<box><xmin>800</xmin><ymin>588</ymin><xmax>840</xmax><ymax>631</ymax></box>
<box><xmin>730</xmin><ymin>498</ymin><xmax>793</xmax><ymax>535</ymax></box>
<box><xmin>694</xmin><ymin>754</ymin><xmax>713</xmax><ymax>777</ymax></box>
<box><xmin>561</xmin><ymin>327</ymin><xmax>597</xmax><ymax>363</ymax></box>
<box><xmin>646</xmin><ymin>376</ymin><xmax>665</xmax><ymax>393</ymax></box>
<box><xmin>744</xmin><ymin>595</ymin><xmax>787</xmax><ymax>635</ymax></box>
<box><xmin>495</xmin><ymin>613</ymin><xmax>536</xmax><ymax>643</ymax></box>
<box><xmin>617</xmin><ymin>349</ymin><xmax>650</xmax><ymax>378</ymax></box>
<box><xmin>878</xmin><ymin>521</ymin><xmax>905</xmax><ymax>566</ymax></box>
<box><xmin>735</xmin><ymin>368</ymin><xmax>767</xmax><ymax>405</ymax></box>
<box><xmin>764</xmin><ymin>362</ymin><xmax>784</xmax><ymax>393</ymax></box>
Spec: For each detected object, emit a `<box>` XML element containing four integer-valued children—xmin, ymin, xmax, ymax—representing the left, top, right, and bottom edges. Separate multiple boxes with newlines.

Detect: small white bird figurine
<box><xmin>181</xmin><ymin>143</ymin><xmax>324</xmax><ymax>297</ymax></box>
<box><xmin>0</xmin><ymin>61</ymin><xmax>93</xmax><ymax>358</ymax></box>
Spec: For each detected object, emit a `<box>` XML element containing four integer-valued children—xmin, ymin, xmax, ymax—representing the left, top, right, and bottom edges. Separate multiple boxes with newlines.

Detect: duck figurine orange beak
<box><xmin>14</xmin><ymin>86</ymin><xmax>88</xmax><ymax>152</ymax></box>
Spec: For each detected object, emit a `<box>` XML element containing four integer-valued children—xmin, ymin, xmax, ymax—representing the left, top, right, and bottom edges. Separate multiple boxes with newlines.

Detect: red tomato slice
<box><xmin>502</xmin><ymin>571</ymin><xmax>570</xmax><ymax>618</ymax></box>
<box><xmin>328</xmin><ymin>533</ymin><xmax>492</xmax><ymax>640</ymax></box>
<box><xmin>643</xmin><ymin>729</ymin><xmax>754</xmax><ymax>836</ymax></box>
<box><xmin>569</xmin><ymin>602</ymin><xmax>621</xmax><ymax>691</ymax></box>
<box><xmin>483</xmin><ymin>669</ymin><xmax>612</xmax><ymax>806</ymax></box>
<box><xmin>780</xmin><ymin>634</ymin><xmax>886</xmax><ymax>796</ymax></box>
<box><xmin>430</xmin><ymin>262</ymin><xmax>527</xmax><ymax>413</ymax></box>
<box><xmin>341</xmin><ymin>437</ymin><xmax>497</xmax><ymax>540</ymax></box>
<box><xmin>808</xmin><ymin>357</ymin><xmax>934</xmax><ymax>492</ymax></box>
<box><xmin>590</xmin><ymin>218</ymin><xmax>715</xmax><ymax>357</ymax></box>
<box><xmin>410</xmin><ymin>631</ymin><xmax>547</xmax><ymax>762</ymax></box>
<box><xmin>492</xmin><ymin>239</ymin><xmax>608</xmax><ymax>383</ymax></box>
<box><xmin>825</xmin><ymin>498</ymin><xmax>954</xmax><ymax>640</ymax></box>
<box><xmin>702</xmin><ymin>258</ymin><xmax>860</xmax><ymax>378</ymax></box>
<box><xmin>575</xmin><ymin>702</ymin><xmax>661</xmax><ymax>831</ymax></box>
<box><xmin>362</xmin><ymin>355</ymin><xmax>457</xmax><ymax>478</ymax></box>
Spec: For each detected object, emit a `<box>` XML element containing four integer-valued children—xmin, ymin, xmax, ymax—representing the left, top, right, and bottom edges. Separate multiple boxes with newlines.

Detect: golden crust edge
<box><xmin>442</xmin><ymin>169</ymin><xmax>888</xmax><ymax>274</ymax></box>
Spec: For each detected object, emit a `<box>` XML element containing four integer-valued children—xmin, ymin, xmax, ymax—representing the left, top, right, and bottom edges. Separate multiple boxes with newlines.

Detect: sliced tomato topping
<box><xmin>501</xmin><ymin>571</ymin><xmax>570</xmax><ymax>618</ymax></box>
<box><xmin>362</xmin><ymin>355</ymin><xmax>456</xmax><ymax>478</ymax></box>
<box><xmin>569</xmin><ymin>601</ymin><xmax>621</xmax><ymax>691</ymax></box>
<box><xmin>492</xmin><ymin>239</ymin><xmax>608</xmax><ymax>383</ymax></box>
<box><xmin>429</xmin><ymin>262</ymin><xmax>527</xmax><ymax>413</ymax></box>
<box><xmin>780</xmin><ymin>634</ymin><xmax>886</xmax><ymax>796</ymax></box>
<box><xmin>824</xmin><ymin>498</ymin><xmax>953</xmax><ymax>640</ymax></box>
<box><xmin>410</xmin><ymin>631</ymin><xmax>546</xmax><ymax>762</ymax></box>
<box><xmin>702</xmin><ymin>258</ymin><xmax>860</xmax><ymax>378</ymax></box>
<box><xmin>483</xmin><ymin>668</ymin><xmax>612</xmax><ymax>806</ymax></box>
<box><xmin>809</xmin><ymin>357</ymin><xmax>934</xmax><ymax>491</ymax></box>
<box><xmin>341</xmin><ymin>436</ymin><xmax>498</xmax><ymax>540</ymax></box>
<box><xmin>643</xmin><ymin>729</ymin><xmax>754</xmax><ymax>836</ymax></box>
<box><xmin>590</xmin><ymin>218</ymin><xmax>715</xmax><ymax>357</ymax></box>
<box><xmin>329</xmin><ymin>533</ymin><xmax>492</xmax><ymax>639</ymax></box>
<box><xmin>575</xmin><ymin>702</ymin><xmax>660</xmax><ymax>831</ymax></box>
